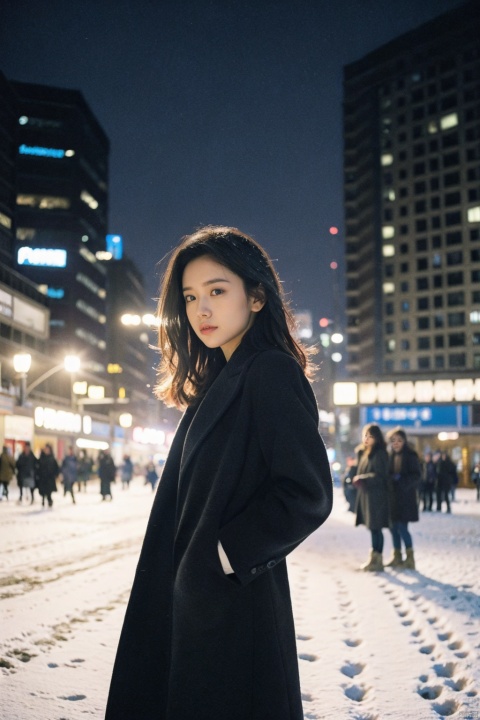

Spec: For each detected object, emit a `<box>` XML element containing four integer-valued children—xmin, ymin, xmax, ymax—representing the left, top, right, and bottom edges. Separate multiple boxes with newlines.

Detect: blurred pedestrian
<box><xmin>421</xmin><ymin>452</ymin><xmax>436</xmax><ymax>511</ymax></box>
<box><xmin>37</xmin><ymin>444</ymin><xmax>59</xmax><ymax>508</ymax></box>
<box><xmin>353</xmin><ymin>424</ymin><xmax>389</xmax><ymax>571</ymax></box>
<box><xmin>0</xmin><ymin>445</ymin><xmax>15</xmax><ymax>501</ymax></box>
<box><xmin>77</xmin><ymin>450</ymin><xmax>93</xmax><ymax>492</ymax></box>
<box><xmin>144</xmin><ymin>461</ymin><xmax>159</xmax><ymax>492</ymax></box>
<box><xmin>98</xmin><ymin>449</ymin><xmax>116</xmax><ymax>501</ymax></box>
<box><xmin>435</xmin><ymin>451</ymin><xmax>456</xmax><ymax>513</ymax></box>
<box><xmin>342</xmin><ymin>455</ymin><xmax>358</xmax><ymax>513</ymax></box>
<box><xmin>15</xmin><ymin>441</ymin><xmax>37</xmax><ymax>505</ymax></box>
<box><xmin>385</xmin><ymin>427</ymin><xmax>421</xmax><ymax>570</ymax></box>
<box><xmin>105</xmin><ymin>225</ymin><xmax>333</xmax><ymax>720</ymax></box>
<box><xmin>120</xmin><ymin>454</ymin><xmax>134</xmax><ymax>490</ymax></box>
<box><xmin>472</xmin><ymin>464</ymin><xmax>480</xmax><ymax>501</ymax></box>
<box><xmin>61</xmin><ymin>446</ymin><xmax>78</xmax><ymax>504</ymax></box>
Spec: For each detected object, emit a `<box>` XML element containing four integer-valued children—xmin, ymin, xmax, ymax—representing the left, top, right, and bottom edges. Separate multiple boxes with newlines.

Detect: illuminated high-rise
<box><xmin>343</xmin><ymin>1</ymin><xmax>480</xmax><ymax>378</ymax></box>
<box><xmin>11</xmin><ymin>80</ymin><xmax>110</xmax><ymax>372</ymax></box>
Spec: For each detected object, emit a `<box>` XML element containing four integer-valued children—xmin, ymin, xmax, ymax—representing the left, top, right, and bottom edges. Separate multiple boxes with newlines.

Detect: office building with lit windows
<box><xmin>341</xmin><ymin>1</ymin><xmax>480</xmax><ymax>475</ymax></box>
<box><xmin>343</xmin><ymin>0</ymin><xmax>480</xmax><ymax>378</ymax></box>
<box><xmin>10</xmin><ymin>80</ymin><xmax>110</xmax><ymax>373</ymax></box>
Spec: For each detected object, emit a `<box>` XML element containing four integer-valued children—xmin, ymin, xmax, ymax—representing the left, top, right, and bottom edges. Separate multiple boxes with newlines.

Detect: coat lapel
<box><xmin>180</xmin><ymin>343</ymin><xmax>261</xmax><ymax>478</ymax></box>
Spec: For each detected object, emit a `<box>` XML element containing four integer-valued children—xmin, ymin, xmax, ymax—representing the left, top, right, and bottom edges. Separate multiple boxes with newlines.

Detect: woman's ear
<box><xmin>250</xmin><ymin>284</ymin><xmax>266</xmax><ymax>313</ymax></box>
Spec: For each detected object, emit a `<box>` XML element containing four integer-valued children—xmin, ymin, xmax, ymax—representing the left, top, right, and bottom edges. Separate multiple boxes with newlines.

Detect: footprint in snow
<box><xmin>344</xmin><ymin>638</ymin><xmax>362</xmax><ymax>647</ymax></box>
<box><xmin>431</xmin><ymin>698</ymin><xmax>460</xmax><ymax>717</ymax></box>
<box><xmin>418</xmin><ymin>684</ymin><xmax>443</xmax><ymax>700</ymax></box>
<box><xmin>340</xmin><ymin>661</ymin><xmax>365</xmax><ymax>678</ymax></box>
<box><xmin>58</xmin><ymin>694</ymin><xmax>87</xmax><ymax>701</ymax></box>
<box><xmin>298</xmin><ymin>653</ymin><xmax>318</xmax><ymax>662</ymax></box>
<box><xmin>433</xmin><ymin>661</ymin><xmax>457</xmax><ymax>678</ymax></box>
<box><xmin>344</xmin><ymin>683</ymin><xmax>370</xmax><ymax>702</ymax></box>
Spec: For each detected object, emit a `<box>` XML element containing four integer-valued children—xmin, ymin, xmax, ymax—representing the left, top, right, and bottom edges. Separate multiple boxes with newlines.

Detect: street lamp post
<box><xmin>13</xmin><ymin>353</ymin><xmax>81</xmax><ymax>406</ymax></box>
<box><xmin>13</xmin><ymin>353</ymin><xmax>32</xmax><ymax>407</ymax></box>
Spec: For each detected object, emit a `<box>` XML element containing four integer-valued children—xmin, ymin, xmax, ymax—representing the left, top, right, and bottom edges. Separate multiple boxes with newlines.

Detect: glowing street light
<box><xmin>13</xmin><ymin>353</ymin><xmax>82</xmax><ymax>406</ymax></box>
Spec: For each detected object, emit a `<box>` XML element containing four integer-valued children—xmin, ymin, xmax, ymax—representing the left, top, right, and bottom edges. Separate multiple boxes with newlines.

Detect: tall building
<box><xmin>343</xmin><ymin>0</ymin><xmax>480</xmax><ymax>378</ymax></box>
<box><xmin>11</xmin><ymin>80</ymin><xmax>110</xmax><ymax>373</ymax></box>
<box><xmin>0</xmin><ymin>71</ymin><xmax>17</xmax><ymax>264</ymax></box>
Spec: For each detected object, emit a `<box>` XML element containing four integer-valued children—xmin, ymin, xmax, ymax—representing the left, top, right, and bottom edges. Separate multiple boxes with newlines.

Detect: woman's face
<box><xmin>363</xmin><ymin>431</ymin><xmax>376</xmax><ymax>449</ymax></box>
<box><xmin>182</xmin><ymin>256</ymin><xmax>264</xmax><ymax>361</ymax></box>
<box><xmin>390</xmin><ymin>434</ymin><xmax>405</xmax><ymax>453</ymax></box>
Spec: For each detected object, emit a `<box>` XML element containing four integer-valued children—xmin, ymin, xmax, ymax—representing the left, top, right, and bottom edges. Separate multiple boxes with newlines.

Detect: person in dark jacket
<box><xmin>472</xmin><ymin>464</ymin><xmax>480</xmax><ymax>501</ymax></box>
<box><xmin>77</xmin><ymin>450</ymin><xmax>93</xmax><ymax>492</ymax></box>
<box><xmin>105</xmin><ymin>226</ymin><xmax>333</xmax><ymax>720</ymax></box>
<box><xmin>144</xmin><ymin>461</ymin><xmax>159</xmax><ymax>491</ymax></box>
<box><xmin>120</xmin><ymin>454</ymin><xmax>133</xmax><ymax>490</ymax></box>
<box><xmin>15</xmin><ymin>441</ymin><xmax>37</xmax><ymax>504</ymax></box>
<box><xmin>353</xmin><ymin>424</ymin><xmax>389</xmax><ymax>572</ymax></box>
<box><xmin>421</xmin><ymin>452</ymin><xmax>437</xmax><ymax>511</ymax></box>
<box><xmin>0</xmin><ymin>445</ymin><xmax>15</xmax><ymax>501</ymax></box>
<box><xmin>435</xmin><ymin>451</ymin><xmax>456</xmax><ymax>512</ymax></box>
<box><xmin>385</xmin><ymin>427</ymin><xmax>421</xmax><ymax>570</ymax></box>
<box><xmin>61</xmin><ymin>446</ymin><xmax>77</xmax><ymax>504</ymax></box>
<box><xmin>37</xmin><ymin>444</ymin><xmax>59</xmax><ymax>508</ymax></box>
<box><xmin>98</xmin><ymin>449</ymin><xmax>116</xmax><ymax>501</ymax></box>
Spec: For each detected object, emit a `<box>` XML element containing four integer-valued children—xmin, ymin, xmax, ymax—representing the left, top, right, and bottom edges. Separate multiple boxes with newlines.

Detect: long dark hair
<box><xmin>155</xmin><ymin>225</ymin><xmax>310</xmax><ymax>408</ymax></box>
<box><xmin>362</xmin><ymin>423</ymin><xmax>387</xmax><ymax>456</ymax></box>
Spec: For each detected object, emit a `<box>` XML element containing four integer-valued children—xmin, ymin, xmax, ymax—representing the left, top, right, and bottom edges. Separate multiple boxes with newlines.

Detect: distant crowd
<box><xmin>0</xmin><ymin>442</ymin><xmax>163</xmax><ymax>507</ymax></box>
<box><xmin>342</xmin><ymin>425</ymin><xmax>479</xmax><ymax>573</ymax></box>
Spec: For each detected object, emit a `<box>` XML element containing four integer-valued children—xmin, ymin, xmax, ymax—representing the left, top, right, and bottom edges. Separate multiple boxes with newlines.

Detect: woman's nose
<box><xmin>197</xmin><ymin>298</ymin><xmax>211</xmax><ymax>317</ymax></box>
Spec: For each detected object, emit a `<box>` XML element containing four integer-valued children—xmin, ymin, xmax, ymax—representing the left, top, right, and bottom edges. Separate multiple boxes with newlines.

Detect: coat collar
<box><xmin>179</xmin><ymin>338</ymin><xmax>263</xmax><ymax>476</ymax></box>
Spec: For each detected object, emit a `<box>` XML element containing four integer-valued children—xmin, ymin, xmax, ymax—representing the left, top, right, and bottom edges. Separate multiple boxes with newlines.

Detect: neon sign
<box><xmin>106</xmin><ymin>234</ymin><xmax>123</xmax><ymax>259</ymax></box>
<box><xmin>19</xmin><ymin>144</ymin><xmax>65</xmax><ymax>159</ymax></box>
<box><xmin>18</xmin><ymin>247</ymin><xmax>67</xmax><ymax>268</ymax></box>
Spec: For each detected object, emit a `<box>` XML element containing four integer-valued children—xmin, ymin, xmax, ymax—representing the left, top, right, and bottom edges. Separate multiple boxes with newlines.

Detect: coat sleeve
<box><xmin>218</xmin><ymin>352</ymin><xmax>333</xmax><ymax>586</ymax></box>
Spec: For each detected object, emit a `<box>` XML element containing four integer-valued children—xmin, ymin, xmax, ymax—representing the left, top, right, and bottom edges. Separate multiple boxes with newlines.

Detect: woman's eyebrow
<box><xmin>182</xmin><ymin>277</ymin><xmax>231</xmax><ymax>291</ymax></box>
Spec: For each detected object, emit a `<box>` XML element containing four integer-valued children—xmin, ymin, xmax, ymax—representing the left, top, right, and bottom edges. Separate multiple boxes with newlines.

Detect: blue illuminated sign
<box><xmin>17</xmin><ymin>247</ymin><xmax>67</xmax><ymax>268</ymax></box>
<box><xmin>106</xmin><ymin>234</ymin><xmax>123</xmax><ymax>259</ymax></box>
<box><xmin>362</xmin><ymin>404</ymin><xmax>470</xmax><ymax>428</ymax></box>
<box><xmin>46</xmin><ymin>288</ymin><xmax>65</xmax><ymax>299</ymax></box>
<box><xmin>19</xmin><ymin>144</ymin><xmax>65</xmax><ymax>159</ymax></box>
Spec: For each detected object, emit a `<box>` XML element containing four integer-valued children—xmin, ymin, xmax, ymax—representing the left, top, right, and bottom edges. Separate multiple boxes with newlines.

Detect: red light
<box><xmin>319</xmin><ymin>317</ymin><xmax>329</xmax><ymax>328</ymax></box>
<box><xmin>330</xmin><ymin>261</ymin><xmax>338</xmax><ymax>270</ymax></box>
<box><xmin>329</xmin><ymin>226</ymin><xmax>339</xmax><ymax>235</ymax></box>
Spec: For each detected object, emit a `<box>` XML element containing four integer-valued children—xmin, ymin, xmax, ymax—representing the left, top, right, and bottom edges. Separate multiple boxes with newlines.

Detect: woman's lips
<box><xmin>200</xmin><ymin>325</ymin><xmax>217</xmax><ymax>335</ymax></box>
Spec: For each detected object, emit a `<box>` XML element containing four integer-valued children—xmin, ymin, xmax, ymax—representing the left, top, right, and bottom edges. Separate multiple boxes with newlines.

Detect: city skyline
<box><xmin>1</xmin><ymin>0</ymin><xmax>465</xmax><ymax>321</ymax></box>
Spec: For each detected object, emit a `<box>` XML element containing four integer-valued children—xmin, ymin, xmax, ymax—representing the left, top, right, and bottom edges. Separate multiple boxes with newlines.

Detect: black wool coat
<box><xmin>105</xmin><ymin>341</ymin><xmax>333</xmax><ymax>720</ymax></box>
<box><xmin>354</xmin><ymin>448</ymin><xmax>389</xmax><ymax>531</ymax></box>
<box><xmin>388</xmin><ymin>447</ymin><xmax>421</xmax><ymax>523</ymax></box>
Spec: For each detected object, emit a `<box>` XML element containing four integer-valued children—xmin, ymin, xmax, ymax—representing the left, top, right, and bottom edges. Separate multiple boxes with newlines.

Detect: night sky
<box><xmin>1</xmin><ymin>0</ymin><xmax>465</xmax><ymax>323</ymax></box>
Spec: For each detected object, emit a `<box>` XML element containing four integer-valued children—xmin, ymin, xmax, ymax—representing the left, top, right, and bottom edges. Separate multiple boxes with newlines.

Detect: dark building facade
<box><xmin>11</xmin><ymin>80</ymin><xmax>110</xmax><ymax>373</ymax></box>
<box><xmin>343</xmin><ymin>0</ymin><xmax>480</xmax><ymax>378</ymax></box>
<box><xmin>0</xmin><ymin>71</ymin><xmax>17</xmax><ymax>265</ymax></box>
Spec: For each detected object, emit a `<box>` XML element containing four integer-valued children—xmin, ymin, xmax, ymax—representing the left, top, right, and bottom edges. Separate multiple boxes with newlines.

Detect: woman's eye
<box><xmin>184</xmin><ymin>294</ymin><xmax>195</xmax><ymax>303</ymax></box>
<box><xmin>211</xmin><ymin>288</ymin><xmax>224</xmax><ymax>296</ymax></box>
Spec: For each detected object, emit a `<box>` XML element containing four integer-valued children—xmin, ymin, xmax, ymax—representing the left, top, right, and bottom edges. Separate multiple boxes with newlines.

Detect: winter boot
<box><xmin>360</xmin><ymin>550</ymin><xmax>384</xmax><ymax>572</ymax></box>
<box><xmin>402</xmin><ymin>548</ymin><xmax>415</xmax><ymax>570</ymax></box>
<box><xmin>385</xmin><ymin>549</ymin><xmax>403</xmax><ymax>567</ymax></box>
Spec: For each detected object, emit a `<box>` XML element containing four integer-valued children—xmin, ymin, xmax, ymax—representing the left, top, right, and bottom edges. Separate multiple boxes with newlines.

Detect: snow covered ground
<box><xmin>0</xmin><ymin>479</ymin><xmax>479</xmax><ymax>719</ymax></box>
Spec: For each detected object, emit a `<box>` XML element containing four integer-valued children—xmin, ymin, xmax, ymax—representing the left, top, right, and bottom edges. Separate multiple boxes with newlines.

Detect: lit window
<box><xmin>381</xmin><ymin>154</ymin><xmax>394</xmax><ymax>166</ymax></box>
<box><xmin>0</xmin><ymin>212</ymin><xmax>12</xmax><ymax>229</ymax></box>
<box><xmin>382</xmin><ymin>226</ymin><xmax>395</xmax><ymax>239</ymax></box>
<box><xmin>16</xmin><ymin>194</ymin><xmax>70</xmax><ymax>210</ymax></box>
<box><xmin>428</xmin><ymin>121</ymin><xmax>438</xmax><ymax>134</ymax></box>
<box><xmin>470</xmin><ymin>311</ymin><xmax>480</xmax><ymax>324</ymax></box>
<box><xmin>440</xmin><ymin>113</ymin><xmax>458</xmax><ymax>130</ymax></box>
<box><xmin>80</xmin><ymin>190</ymin><xmax>99</xmax><ymax>210</ymax></box>
<box><xmin>383</xmin><ymin>282</ymin><xmax>395</xmax><ymax>294</ymax></box>
<box><xmin>382</xmin><ymin>245</ymin><xmax>395</xmax><ymax>257</ymax></box>
<box><xmin>468</xmin><ymin>206</ymin><xmax>480</xmax><ymax>223</ymax></box>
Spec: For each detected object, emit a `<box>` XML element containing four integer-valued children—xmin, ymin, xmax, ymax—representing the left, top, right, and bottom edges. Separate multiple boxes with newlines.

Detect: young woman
<box><xmin>353</xmin><ymin>424</ymin><xmax>389</xmax><ymax>572</ymax></box>
<box><xmin>105</xmin><ymin>226</ymin><xmax>333</xmax><ymax>720</ymax></box>
<box><xmin>386</xmin><ymin>427</ymin><xmax>421</xmax><ymax>569</ymax></box>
